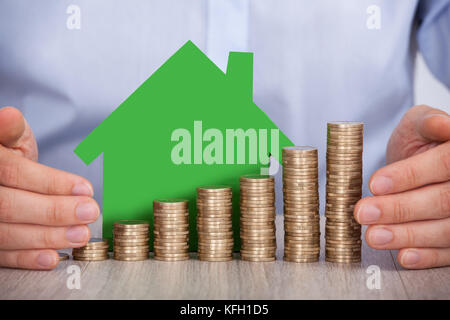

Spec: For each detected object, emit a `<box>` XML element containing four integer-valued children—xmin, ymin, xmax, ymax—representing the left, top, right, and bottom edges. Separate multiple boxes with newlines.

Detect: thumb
<box><xmin>0</xmin><ymin>106</ymin><xmax>25</xmax><ymax>147</ymax></box>
<box><xmin>419</xmin><ymin>110</ymin><xmax>450</xmax><ymax>142</ymax></box>
<box><xmin>386</xmin><ymin>105</ymin><xmax>449</xmax><ymax>164</ymax></box>
<box><xmin>0</xmin><ymin>106</ymin><xmax>38</xmax><ymax>161</ymax></box>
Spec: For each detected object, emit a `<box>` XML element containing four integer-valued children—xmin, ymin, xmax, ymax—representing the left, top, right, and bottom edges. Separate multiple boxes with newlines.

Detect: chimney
<box><xmin>226</xmin><ymin>52</ymin><xmax>254</xmax><ymax>101</ymax></box>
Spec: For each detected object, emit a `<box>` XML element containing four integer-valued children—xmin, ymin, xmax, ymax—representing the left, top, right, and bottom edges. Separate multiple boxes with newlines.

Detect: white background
<box><xmin>415</xmin><ymin>54</ymin><xmax>450</xmax><ymax>113</ymax></box>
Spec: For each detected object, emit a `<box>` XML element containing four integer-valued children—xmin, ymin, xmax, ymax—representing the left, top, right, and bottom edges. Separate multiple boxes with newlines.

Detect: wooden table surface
<box><xmin>1</xmin><ymin>216</ymin><xmax>449</xmax><ymax>300</ymax></box>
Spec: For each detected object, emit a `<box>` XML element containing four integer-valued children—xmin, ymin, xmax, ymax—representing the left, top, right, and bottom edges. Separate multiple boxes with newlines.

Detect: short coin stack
<box><xmin>196</xmin><ymin>186</ymin><xmax>234</xmax><ymax>262</ymax></box>
<box><xmin>282</xmin><ymin>146</ymin><xmax>320</xmax><ymax>263</ymax></box>
<box><xmin>239</xmin><ymin>175</ymin><xmax>276</xmax><ymax>262</ymax></box>
<box><xmin>113</xmin><ymin>220</ymin><xmax>149</xmax><ymax>261</ymax></box>
<box><xmin>72</xmin><ymin>238</ymin><xmax>109</xmax><ymax>261</ymax></box>
<box><xmin>325</xmin><ymin>121</ymin><xmax>363</xmax><ymax>263</ymax></box>
<box><xmin>153</xmin><ymin>199</ymin><xmax>190</xmax><ymax>261</ymax></box>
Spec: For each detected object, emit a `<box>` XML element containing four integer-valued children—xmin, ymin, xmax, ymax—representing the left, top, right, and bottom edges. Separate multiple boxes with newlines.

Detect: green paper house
<box><xmin>75</xmin><ymin>40</ymin><xmax>293</xmax><ymax>250</ymax></box>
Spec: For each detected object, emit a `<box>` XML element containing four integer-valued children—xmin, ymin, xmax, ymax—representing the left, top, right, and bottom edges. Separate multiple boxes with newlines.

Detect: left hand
<box><xmin>354</xmin><ymin>105</ymin><xmax>450</xmax><ymax>269</ymax></box>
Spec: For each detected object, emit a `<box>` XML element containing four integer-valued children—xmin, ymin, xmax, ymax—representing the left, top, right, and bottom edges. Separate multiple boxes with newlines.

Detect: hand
<box><xmin>354</xmin><ymin>105</ymin><xmax>450</xmax><ymax>269</ymax></box>
<box><xmin>0</xmin><ymin>106</ymin><xmax>99</xmax><ymax>270</ymax></box>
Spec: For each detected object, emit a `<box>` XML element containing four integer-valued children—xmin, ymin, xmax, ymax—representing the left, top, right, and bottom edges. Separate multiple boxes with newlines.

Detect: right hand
<box><xmin>0</xmin><ymin>106</ymin><xmax>99</xmax><ymax>270</ymax></box>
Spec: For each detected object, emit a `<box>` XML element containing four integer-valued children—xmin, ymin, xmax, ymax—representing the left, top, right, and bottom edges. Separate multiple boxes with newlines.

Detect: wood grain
<box><xmin>0</xmin><ymin>216</ymin><xmax>447</xmax><ymax>300</ymax></box>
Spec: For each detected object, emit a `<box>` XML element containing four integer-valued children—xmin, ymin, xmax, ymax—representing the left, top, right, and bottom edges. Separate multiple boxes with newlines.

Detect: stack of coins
<box><xmin>325</xmin><ymin>121</ymin><xmax>363</xmax><ymax>263</ymax></box>
<box><xmin>72</xmin><ymin>238</ymin><xmax>109</xmax><ymax>261</ymax></box>
<box><xmin>282</xmin><ymin>146</ymin><xmax>320</xmax><ymax>263</ymax></box>
<box><xmin>239</xmin><ymin>175</ymin><xmax>276</xmax><ymax>262</ymax></box>
<box><xmin>153</xmin><ymin>199</ymin><xmax>190</xmax><ymax>261</ymax></box>
<box><xmin>196</xmin><ymin>186</ymin><xmax>234</xmax><ymax>262</ymax></box>
<box><xmin>113</xmin><ymin>220</ymin><xmax>149</xmax><ymax>261</ymax></box>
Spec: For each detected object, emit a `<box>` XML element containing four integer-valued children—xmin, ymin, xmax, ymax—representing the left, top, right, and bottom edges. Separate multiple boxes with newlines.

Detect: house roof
<box><xmin>74</xmin><ymin>40</ymin><xmax>293</xmax><ymax>166</ymax></box>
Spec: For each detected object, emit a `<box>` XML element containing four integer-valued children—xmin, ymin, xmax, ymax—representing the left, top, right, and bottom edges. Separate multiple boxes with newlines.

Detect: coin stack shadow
<box><xmin>113</xmin><ymin>220</ymin><xmax>149</xmax><ymax>261</ymax></box>
<box><xmin>239</xmin><ymin>175</ymin><xmax>276</xmax><ymax>262</ymax></box>
<box><xmin>325</xmin><ymin>121</ymin><xmax>363</xmax><ymax>263</ymax></box>
<box><xmin>72</xmin><ymin>238</ymin><xmax>109</xmax><ymax>261</ymax></box>
<box><xmin>196</xmin><ymin>186</ymin><xmax>234</xmax><ymax>262</ymax></box>
<box><xmin>153</xmin><ymin>199</ymin><xmax>190</xmax><ymax>261</ymax></box>
<box><xmin>282</xmin><ymin>146</ymin><xmax>320</xmax><ymax>263</ymax></box>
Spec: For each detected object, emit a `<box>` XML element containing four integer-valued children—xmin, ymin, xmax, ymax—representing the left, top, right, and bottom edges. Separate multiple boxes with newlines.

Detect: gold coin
<box><xmin>114</xmin><ymin>256</ymin><xmax>148</xmax><ymax>261</ymax></box>
<box><xmin>114</xmin><ymin>220</ymin><xmax>149</xmax><ymax>228</ymax></box>
<box><xmin>197</xmin><ymin>185</ymin><xmax>232</xmax><ymax>192</ymax></box>
<box><xmin>74</xmin><ymin>255</ymin><xmax>109</xmax><ymax>261</ymax></box>
<box><xmin>72</xmin><ymin>248</ymin><xmax>109</xmax><ymax>255</ymax></box>
<box><xmin>198</xmin><ymin>238</ymin><xmax>234</xmax><ymax>243</ymax></box>
<box><xmin>154</xmin><ymin>198</ymin><xmax>189</xmax><ymax>206</ymax></box>
<box><xmin>198</xmin><ymin>256</ymin><xmax>233</xmax><ymax>262</ymax></box>
<box><xmin>113</xmin><ymin>248</ymin><xmax>149</xmax><ymax>254</ymax></box>
<box><xmin>114</xmin><ymin>231</ymin><xmax>149</xmax><ymax>237</ymax></box>
<box><xmin>241</xmin><ymin>256</ymin><xmax>275</xmax><ymax>262</ymax></box>
<box><xmin>283</xmin><ymin>256</ymin><xmax>318</xmax><ymax>263</ymax></box>
<box><xmin>73</xmin><ymin>253</ymin><xmax>109</xmax><ymax>258</ymax></box>
<box><xmin>154</xmin><ymin>256</ymin><xmax>190</xmax><ymax>262</ymax></box>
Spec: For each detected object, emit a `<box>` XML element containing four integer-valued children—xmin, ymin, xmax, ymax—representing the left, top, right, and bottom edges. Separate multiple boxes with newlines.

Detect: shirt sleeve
<box><xmin>416</xmin><ymin>0</ymin><xmax>450</xmax><ymax>89</ymax></box>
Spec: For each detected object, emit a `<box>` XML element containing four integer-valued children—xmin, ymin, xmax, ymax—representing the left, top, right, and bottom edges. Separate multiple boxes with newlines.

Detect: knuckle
<box><xmin>45</xmin><ymin>174</ymin><xmax>58</xmax><ymax>195</ymax></box>
<box><xmin>439</xmin><ymin>185</ymin><xmax>450</xmax><ymax>216</ymax></box>
<box><xmin>40</xmin><ymin>228</ymin><xmax>58</xmax><ymax>248</ymax></box>
<box><xmin>439</xmin><ymin>148</ymin><xmax>450</xmax><ymax>181</ymax></box>
<box><xmin>392</xmin><ymin>200</ymin><xmax>413</xmax><ymax>223</ymax></box>
<box><xmin>404</xmin><ymin>226</ymin><xmax>416</xmax><ymax>246</ymax></box>
<box><xmin>402</xmin><ymin>165</ymin><xmax>418</xmax><ymax>188</ymax></box>
<box><xmin>45</xmin><ymin>199</ymin><xmax>63</xmax><ymax>225</ymax></box>
<box><xmin>0</xmin><ymin>223</ymin><xmax>11</xmax><ymax>248</ymax></box>
<box><xmin>14</xmin><ymin>251</ymin><xmax>29</xmax><ymax>268</ymax></box>
<box><xmin>428</xmin><ymin>249</ymin><xmax>440</xmax><ymax>267</ymax></box>
<box><xmin>0</xmin><ymin>160</ymin><xmax>20</xmax><ymax>188</ymax></box>
<box><xmin>0</xmin><ymin>193</ymin><xmax>12</xmax><ymax>222</ymax></box>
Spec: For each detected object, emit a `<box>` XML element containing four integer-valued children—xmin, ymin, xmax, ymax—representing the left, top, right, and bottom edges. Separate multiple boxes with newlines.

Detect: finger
<box><xmin>0</xmin><ymin>186</ymin><xmax>99</xmax><ymax>226</ymax></box>
<box><xmin>0</xmin><ymin>149</ymin><xmax>94</xmax><ymax>196</ymax></box>
<box><xmin>369</xmin><ymin>141</ymin><xmax>450</xmax><ymax>195</ymax></box>
<box><xmin>0</xmin><ymin>249</ymin><xmax>58</xmax><ymax>270</ymax></box>
<box><xmin>419</xmin><ymin>109</ymin><xmax>450</xmax><ymax>142</ymax></box>
<box><xmin>355</xmin><ymin>181</ymin><xmax>450</xmax><ymax>224</ymax></box>
<box><xmin>365</xmin><ymin>218</ymin><xmax>450</xmax><ymax>249</ymax></box>
<box><xmin>0</xmin><ymin>107</ymin><xmax>25</xmax><ymax>148</ymax></box>
<box><xmin>0</xmin><ymin>223</ymin><xmax>90</xmax><ymax>250</ymax></box>
<box><xmin>397</xmin><ymin>248</ymin><xmax>450</xmax><ymax>269</ymax></box>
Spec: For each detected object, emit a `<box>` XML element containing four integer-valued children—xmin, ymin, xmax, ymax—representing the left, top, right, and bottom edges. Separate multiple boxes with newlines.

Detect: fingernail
<box><xmin>369</xmin><ymin>228</ymin><xmax>393</xmax><ymax>245</ymax></box>
<box><xmin>66</xmin><ymin>226</ymin><xmax>88</xmax><ymax>244</ymax></box>
<box><xmin>75</xmin><ymin>202</ymin><xmax>99</xmax><ymax>222</ymax></box>
<box><xmin>37</xmin><ymin>252</ymin><xmax>56</xmax><ymax>268</ymax></box>
<box><xmin>425</xmin><ymin>113</ymin><xmax>450</xmax><ymax>120</ymax></box>
<box><xmin>357</xmin><ymin>204</ymin><xmax>381</xmax><ymax>224</ymax></box>
<box><xmin>401</xmin><ymin>250</ymin><xmax>420</xmax><ymax>266</ymax></box>
<box><xmin>72</xmin><ymin>183</ymin><xmax>93</xmax><ymax>196</ymax></box>
<box><xmin>370</xmin><ymin>176</ymin><xmax>393</xmax><ymax>195</ymax></box>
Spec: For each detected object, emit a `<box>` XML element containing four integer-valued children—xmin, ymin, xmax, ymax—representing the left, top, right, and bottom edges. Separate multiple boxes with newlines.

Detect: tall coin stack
<box><xmin>325</xmin><ymin>121</ymin><xmax>363</xmax><ymax>263</ymax></box>
<box><xmin>239</xmin><ymin>175</ymin><xmax>276</xmax><ymax>262</ymax></box>
<box><xmin>153</xmin><ymin>199</ymin><xmax>190</xmax><ymax>261</ymax></box>
<box><xmin>282</xmin><ymin>146</ymin><xmax>320</xmax><ymax>263</ymax></box>
<box><xmin>72</xmin><ymin>238</ymin><xmax>109</xmax><ymax>261</ymax></box>
<box><xmin>113</xmin><ymin>220</ymin><xmax>149</xmax><ymax>261</ymax></box>
<box><xmin>196</xmin><ymin>186</ymin><xmax>234</xmax><ymax>262</ymax></box>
